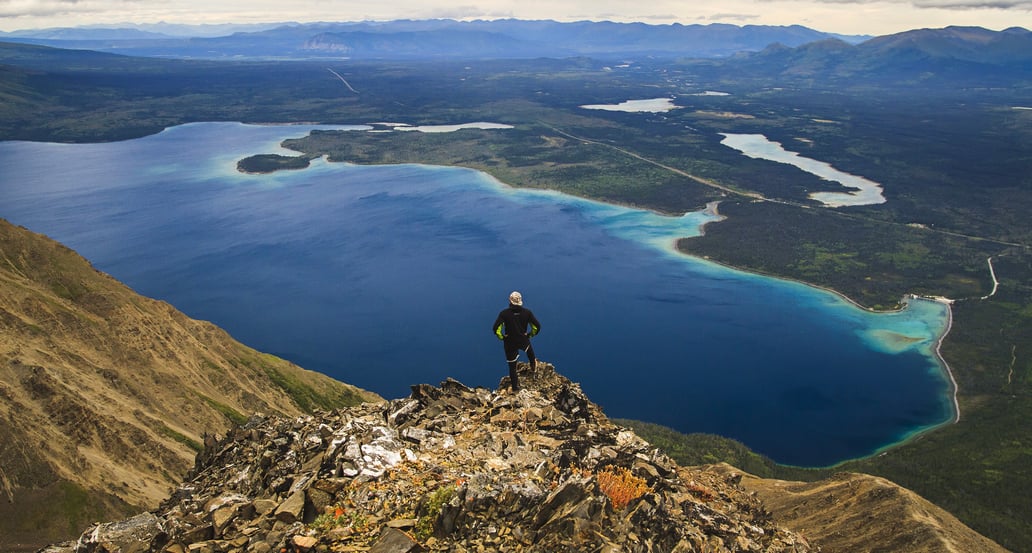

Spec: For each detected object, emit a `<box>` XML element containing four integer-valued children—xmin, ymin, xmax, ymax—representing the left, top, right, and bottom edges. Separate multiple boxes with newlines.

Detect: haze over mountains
<box><xmin>1</xmin><ymin>19</ymin><xmax>1029</xmax><ymax>87</ymax></box>
<box><xmin>1</xmin><ymin>19</ymin><xmax>868</xmax><ymax>59</ymax></box>
<box><xmin>727</xmin><ymin>25</ymin><xmax>1032</xmax><ymax>84</ymax></box>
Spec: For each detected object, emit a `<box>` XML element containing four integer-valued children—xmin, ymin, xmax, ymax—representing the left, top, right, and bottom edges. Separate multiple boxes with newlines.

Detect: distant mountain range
<box><xmin>2</xmin><ymin>22</ymin><xmax>1028</xmax><ymax>87</ymax></box>
<box><xmin>717</xmin><ymin>25</ymin><xmax>1032</xmax><ymax>85</ymax></box>
<box><xmin>0</xmin><ymin>19</ymin><xmax>868</xmax><ymax>60</ymax></box>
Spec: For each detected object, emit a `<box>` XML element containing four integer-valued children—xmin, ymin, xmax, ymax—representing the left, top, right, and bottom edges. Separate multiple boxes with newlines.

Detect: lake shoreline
<box><xmin>668</xmin><ymin>238</ymin><xmax>960</xmax><ymax>461</ymax></box>
<box><xmin>261</xmin><ymin>122</ymin><xmax>960</xmax><ymax>466</ymax></box>
<box><xmin>234</xmin><ymin>121</ymin><xmax>960</xmax><ymax>467</ymax></box>
<box><xmin>2</xmin><ymin>121</ymin><xmax>959</xmax><ymax>468</ymax></box>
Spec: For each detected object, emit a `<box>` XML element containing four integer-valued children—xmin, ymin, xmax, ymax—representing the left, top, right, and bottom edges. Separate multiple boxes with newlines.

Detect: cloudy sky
<box><xmin>0</xmin><ymin>0</ymin><xmax>1029</xmax><ymax>36</ymax></box>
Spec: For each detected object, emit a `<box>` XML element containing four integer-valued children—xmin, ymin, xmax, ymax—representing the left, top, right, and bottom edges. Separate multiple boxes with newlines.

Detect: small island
<box><xmin>237</xmin><ymin>154</ymin><xmax>312</xmax><ymax>174</ymax></box>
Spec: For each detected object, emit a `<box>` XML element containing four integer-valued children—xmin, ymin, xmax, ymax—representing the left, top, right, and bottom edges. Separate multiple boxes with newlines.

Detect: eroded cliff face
<box><xmin>0</xmin><ymin>219</ymin><xmax>379</xmax><ymax>551</ymax></box>
<box><xmin>49</xmin><ymin>363</ymin><xmax>815</xmax><ymax>553</ymax></box>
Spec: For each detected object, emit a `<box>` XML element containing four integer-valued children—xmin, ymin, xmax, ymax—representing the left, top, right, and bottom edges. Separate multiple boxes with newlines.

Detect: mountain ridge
<box><xmin>717</xmin><ymin>24</ymin><xmax>1032</xmax><ymax>85</ymax></box>
<box><xmin>41</xmin><ymin>364</ymin><xmax>1008</xmax><ymax>553</ymax></box>
<box><xmin>0</xmin><ymin>19</ymin><xmax>865</xmax><ymax>60</ymax></box>
<box><xmin>728</xmin><ymin>466</ymin><xmax>1011</xmax><ymax>553</ymax></box>
<box><xmin>0</xmin><ymin>218</ymin><xmax>380</xmax><ymax>551</ymax></box>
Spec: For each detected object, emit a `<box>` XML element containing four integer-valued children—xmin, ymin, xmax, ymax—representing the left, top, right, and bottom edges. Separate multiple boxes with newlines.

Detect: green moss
<box><xmin>415</xmin><ymin>485</ymin><xmax>457</xmax><ymax>541</ymax></box>
<box><xmin>25</xmin><ymin>481</ymin><xmax>116</xmax><ymax>534</ymax></box>
<box><xmin>201</xmin><ymin>357</ymin><xmax>225</xmax><ymax>374</ymax></box>
<box><xmin>251</xmin><ymin>354</ymin><xmax>365</xmax><ymax>412</ymax></box>
<box><xmin>196</xmin><ymin>393</ymin><xmax>248</xmax><ymax>426</ymax></box>
<box><xmin>157</xmin><ymin>422</ymin><xmax>203</xmax><ymax>452</ymax></box>
<box><xmin>54</xmin><ymin>481</ymin><xmax>91</xmax><ymax>526</ymax></box>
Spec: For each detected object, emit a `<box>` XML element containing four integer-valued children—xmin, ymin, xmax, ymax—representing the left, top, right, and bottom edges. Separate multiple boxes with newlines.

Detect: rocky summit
<box><xmin>48</xmin><ymin>363</ymin><xmax>814</xmax><ymax>553</ymax></box>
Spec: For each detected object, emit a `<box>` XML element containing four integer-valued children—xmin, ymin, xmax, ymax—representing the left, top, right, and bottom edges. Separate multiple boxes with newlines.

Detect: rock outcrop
<box><xmin>52</xmin><ymin>363</ymin><xmax>814</xmax><ymax>553</ymax></box>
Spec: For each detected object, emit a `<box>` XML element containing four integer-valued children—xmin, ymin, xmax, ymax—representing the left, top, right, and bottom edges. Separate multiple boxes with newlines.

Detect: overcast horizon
<box><xmin>1</xmin><ymin>0</ymin><xmax>1030</xmax><ymax>37</ymax></box>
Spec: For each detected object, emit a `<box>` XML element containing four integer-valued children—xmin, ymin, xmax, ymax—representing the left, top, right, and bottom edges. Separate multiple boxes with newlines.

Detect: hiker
<box><xmin>492</xmin><ymin>291</ymin><xmax>541</xmax><ymax>392</ymax></box>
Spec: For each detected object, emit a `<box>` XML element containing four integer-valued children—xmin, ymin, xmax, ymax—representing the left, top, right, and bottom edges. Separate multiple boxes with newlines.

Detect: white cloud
<box><xmin>0</xmin><ymin>0</ymin><xmax>91</xmax><ymax>18</ymax></box>
<box><xmin>701</xmin><ymin>12</ymin><xmax>764</xmax><ymax>21</ymax></box>
<box><xmin>778</xmin><ymin>0</ymin><xmax>1032</xmax><ymax>9</ymax></box>
<box><xmin>912</xmin><ymin>0</ymin><xmax>1032</xmax><ymax>9</ymax></box>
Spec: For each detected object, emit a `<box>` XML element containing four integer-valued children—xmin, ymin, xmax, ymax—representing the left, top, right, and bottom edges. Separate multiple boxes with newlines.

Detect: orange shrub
<box><xmin>596</xmin><ymin>467</ymin><xmax>651</xmax><ymax>510</ymax></box>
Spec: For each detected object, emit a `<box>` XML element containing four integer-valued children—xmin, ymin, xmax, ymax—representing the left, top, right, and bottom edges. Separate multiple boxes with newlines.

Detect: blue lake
<box><xmin>0</xmin><ymin>122</ymin><xmax>955</xmax><ymax>466</ymax></box>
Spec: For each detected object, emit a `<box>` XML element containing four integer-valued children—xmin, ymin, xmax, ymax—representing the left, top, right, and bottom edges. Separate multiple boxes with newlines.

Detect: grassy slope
<box><xmin>0</xmin><ymin>219</ymin><xmax>381</xmax><ymax>550</ymax></box>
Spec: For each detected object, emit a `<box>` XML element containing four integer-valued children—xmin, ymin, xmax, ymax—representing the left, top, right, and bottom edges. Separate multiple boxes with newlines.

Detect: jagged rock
<box><xmin>386</xmin><ymin>518</ymin><xmax>418</xmax><ymax>529</ymax></box>
<box><xmin>274</xmin><ymin>490</ymin><xmax>306</xmax><ymax>523</ymax></box>
<box><xmin>75</xmin><ymin>513</ymin><xmax>166</xmax><ymax>553</ymax></box>
<box><xmin>49</xmin><ymin>363</ymin><xmax>815</xmax><ymax>553</ymax></box>
<box><xmin>369</xmin><ymin>528</ymin><xmax>423</xmax><ymax>553</ymax></box>
<box><xmin>37</xmin><ymin>544</ymin><xmax>76</xmax><ymax>553</ymax></box>
<box><xmin>252</xmin><ymin>499</ymin><xmax>278</xmax><ymax>516</ymax></box>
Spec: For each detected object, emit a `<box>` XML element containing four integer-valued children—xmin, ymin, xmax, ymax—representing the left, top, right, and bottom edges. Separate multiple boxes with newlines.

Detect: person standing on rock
<box><xmin>492</xmin><ymin>291</ymin><xmax>540</xmax><ymax>392</ymax></box>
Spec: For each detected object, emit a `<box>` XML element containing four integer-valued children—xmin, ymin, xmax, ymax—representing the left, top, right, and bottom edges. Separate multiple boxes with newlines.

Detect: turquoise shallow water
<box><xmin>0</xmin><ymin>122</ymin><xmax>955</xmax><ymax>466</ymax></box>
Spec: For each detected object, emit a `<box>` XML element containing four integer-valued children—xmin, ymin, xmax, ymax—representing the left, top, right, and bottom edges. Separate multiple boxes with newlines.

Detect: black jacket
<box><xmin>493</xmin><ymin>305</ymin><xmax>541</xmax><ymax>342</ymax></box>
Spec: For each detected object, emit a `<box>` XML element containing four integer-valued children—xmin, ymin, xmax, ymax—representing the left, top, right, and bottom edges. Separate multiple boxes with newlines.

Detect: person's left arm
<box><xmin>493</xmin><ymin>313</ymin><xmax>506</xmax><ymax>340</ymax></box>
<box><xmin>527</xmin><ymin>310</ymin><xmax>541</xmax><ymax>337</ymax></box>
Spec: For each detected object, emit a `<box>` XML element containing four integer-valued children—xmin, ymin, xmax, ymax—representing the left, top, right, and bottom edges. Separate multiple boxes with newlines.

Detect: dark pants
<box><xmin>503</xmin><ymin>335</ymin><xmax>536</xmax><ymax>391</ymax></box>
